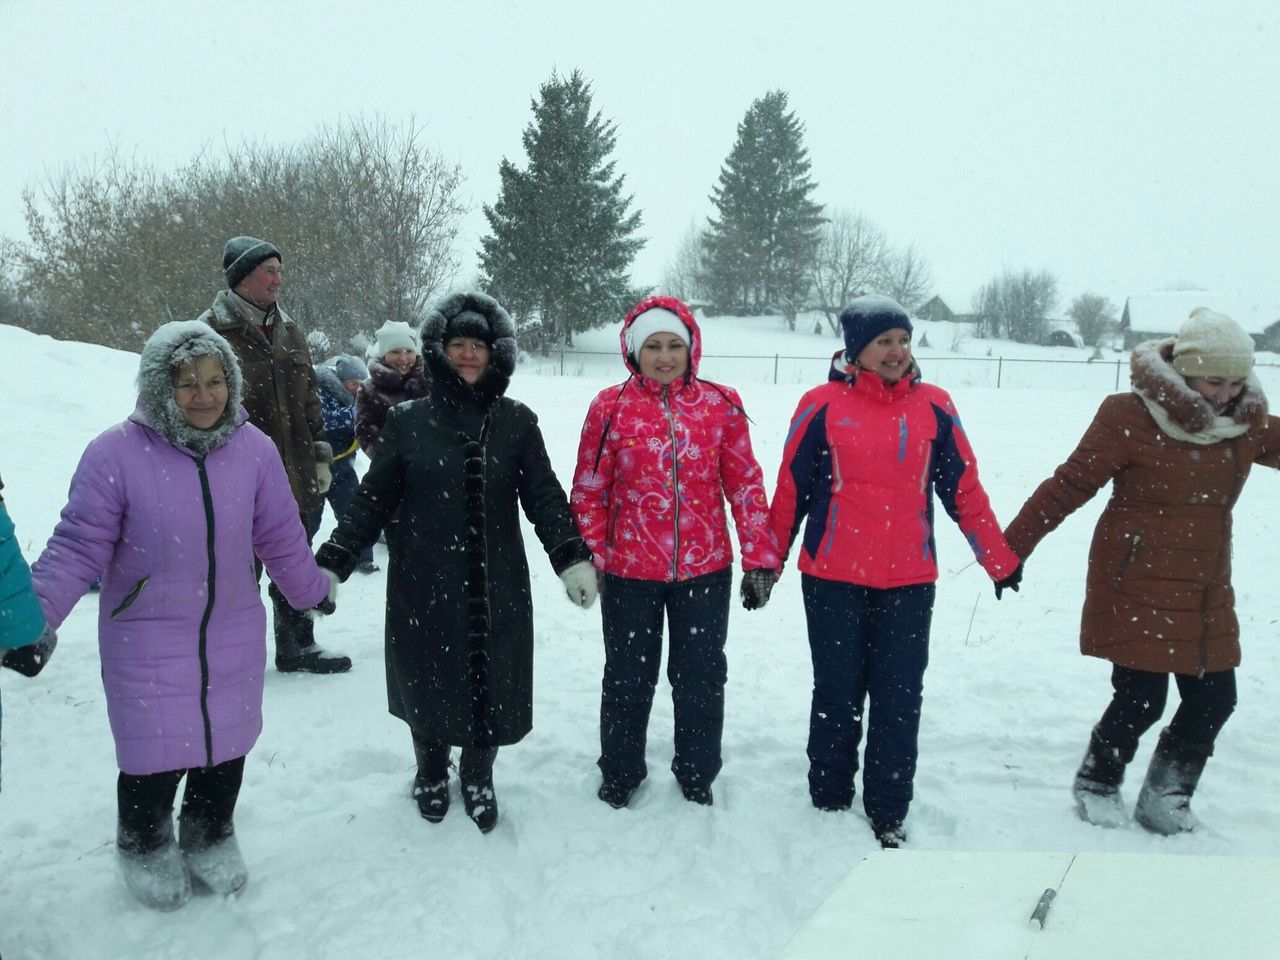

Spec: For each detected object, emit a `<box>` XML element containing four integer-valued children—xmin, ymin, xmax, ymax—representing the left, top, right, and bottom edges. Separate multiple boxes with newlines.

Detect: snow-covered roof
<box><xmin>1123</xmin><ymin>291</ymin><xmax>1280</xmax><ymax>335</ymax></box>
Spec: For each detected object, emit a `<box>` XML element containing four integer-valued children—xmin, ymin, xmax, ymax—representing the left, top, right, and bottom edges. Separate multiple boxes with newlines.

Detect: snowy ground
<box><xmin>2</xmin><ymin>318</ymin><xmax>1279</xmax><ymax>959</ymax></box>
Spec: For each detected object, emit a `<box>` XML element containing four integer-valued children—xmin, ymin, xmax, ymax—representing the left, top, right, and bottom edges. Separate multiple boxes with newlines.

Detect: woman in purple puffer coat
<box><xmin>31</xmin><ymin>321</ymin><xmax>335</xmax><ymax>911</ymax></box>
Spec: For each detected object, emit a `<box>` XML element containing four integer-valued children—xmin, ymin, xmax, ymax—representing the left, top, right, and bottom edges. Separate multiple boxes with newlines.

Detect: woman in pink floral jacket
<box><xmin>571</xmin><ymin>295</ymin><xmax>780</xmax><ymax>809</ymax></box>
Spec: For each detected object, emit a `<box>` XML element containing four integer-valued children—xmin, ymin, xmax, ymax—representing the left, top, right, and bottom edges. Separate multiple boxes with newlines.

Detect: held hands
<box><xmin>1</xmin><ymin>625</ymin><xmax>58</xmax><ymax>677</ymax></box>
<box><xmin>740</xmin><ymin>568</ymin><xmax>780</xmax><ymax>611</ymax></box>
<box><xmin>307</xmin><ymin>568</ymin><xmax>340</xmax><ymax>620</ymax></box>
<box><xmin>994</xmin><ymin>561</ymin><xmax>1024</xmax><ymax>600</ymax></box>
<box><xmin>314</xmin><ymin>442</ymin><xmax>334</xmax><ymax>496</ymax></box>
<box><xmin>315</xmin><ymin>460</ymin><xmax>333</xmax><ymax>496</ymax></box>
<box><xmin>560</xmin><ymin>561</ymin><xmax>598</xmax><ymax>609</ymax></box>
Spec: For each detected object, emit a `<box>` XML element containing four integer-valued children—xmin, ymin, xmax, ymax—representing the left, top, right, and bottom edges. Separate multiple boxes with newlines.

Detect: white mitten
<box><xmin>559</xmin><ymin>561</ymin><xmax>598</xmax><ymax>609</ymax></box>
<box><xmin>315</xmin><ymin>460</ymin><xmax>333</xmax><ymax>495</ymax></box>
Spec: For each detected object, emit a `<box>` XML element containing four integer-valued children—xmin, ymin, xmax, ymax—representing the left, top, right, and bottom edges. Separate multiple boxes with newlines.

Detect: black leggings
<box><xmin>411</xmin><ymin>733</ymin><xmax>497</xmax><ymax>784</ymax></box>
<box><xmin>1094</xmin><ymin>665</ymin><xmax>1237</xmax><ymax>761</ymax></box>
<box><xmin>117</xmin><ymin>756</ymin><xmax>245</xmax><ymax>855</ymax></box>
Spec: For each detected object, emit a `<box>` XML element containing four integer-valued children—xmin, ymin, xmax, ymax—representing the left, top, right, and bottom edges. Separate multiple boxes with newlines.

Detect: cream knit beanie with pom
<box><xmin>1171</xmin><ymin>307</ymin><xmax>1255</xmax><ymax>380</ymax></box>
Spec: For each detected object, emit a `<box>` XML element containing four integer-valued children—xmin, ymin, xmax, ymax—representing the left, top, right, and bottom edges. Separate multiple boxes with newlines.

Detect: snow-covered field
<box><xmin>3</xmin><ymin>317</ymin><xmax>1279</xmax><ymax>959</ymax></box>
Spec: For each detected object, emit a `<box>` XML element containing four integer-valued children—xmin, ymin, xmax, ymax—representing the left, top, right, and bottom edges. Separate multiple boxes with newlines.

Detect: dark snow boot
<box><xmin>270</xmin><ymin>582</ymin><xmax>351</xmax><ymax>674</ymax></box>
<box><xmin>1072</xmin><ymin>729</ymin><xmax>1130</xmax><ymax>828</ymax></box>
<box><xmin>873</xmin><ymin>821</ymin><xmax>906</xmax><ymax>849</ymax></box>
<box><xmin>463</xmin><ymin>775</ymin><xmax>499</xmax><ymax>833</ymax></box>
<box><xmin>680</xmin><ymin>783</ymin><xmax>714</xmax><ymax>806</ymax></box>
<box><xmin>413</xmin><ymin>778</ymin><xmax>450</xmax><ymax>823</ymax></box>
<box><xmin>598</xmin><ymin>780</ymin><xmax>637</xmax><ymax>809</ymax></box>
<box><xmin>1134</xmin><ymin>727</ymin><xmax>1211</xmax><ymax>835</ymax></box>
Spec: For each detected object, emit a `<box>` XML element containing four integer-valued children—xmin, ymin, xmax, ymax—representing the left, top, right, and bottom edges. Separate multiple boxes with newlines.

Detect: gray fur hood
<box><xmin>134</xmin><ymin>320</ymin><xmax>246</xmax><ymax>455</ymax></box>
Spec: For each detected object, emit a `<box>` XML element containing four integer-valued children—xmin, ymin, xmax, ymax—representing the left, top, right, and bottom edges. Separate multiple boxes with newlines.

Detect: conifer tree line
<box><xmin>0</xmin><ymin>72</ymin><xmax>943</xmax><ymax>353</ymax></box>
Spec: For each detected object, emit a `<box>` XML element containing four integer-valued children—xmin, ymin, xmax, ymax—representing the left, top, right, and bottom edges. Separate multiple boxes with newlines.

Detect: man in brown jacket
<box><xmin>201</xmin><ymin>236</ymin><xmax>351</xmax><ymax>674</ymax></box>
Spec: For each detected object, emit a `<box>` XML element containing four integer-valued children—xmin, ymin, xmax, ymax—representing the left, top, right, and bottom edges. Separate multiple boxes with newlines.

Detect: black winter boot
<box><xmin>270</xmin><ymin>582</ymin><xmax>351</xmax><ymax>674</ymax></box>
<box><xmin>1134</xmin><ymin>728</ymin><xmax>1210</xmax><ymax>835</ymax></box>
<box><xmin>873</xmin><ymin>821</ymin><xmax>906</xmax><ymax>849</ymax></box>
<box><xmin>412</xmin><ymin>736</ymin><xmax>451</xmax><ymax>823</ymax></box>
<box><xmin>460</xmin><ymin>747</ymin><xmax>499</xmax><ymax>833</ymax></box>
<box><xmin>1072</xmin><ymin>728</ymin><xmax>1130</xmax><ymax>828</ymax></box>
<box><xmin>463</xmin><ymin>775</ymin><xmax>498</xmax><ymax>833</ymax></box>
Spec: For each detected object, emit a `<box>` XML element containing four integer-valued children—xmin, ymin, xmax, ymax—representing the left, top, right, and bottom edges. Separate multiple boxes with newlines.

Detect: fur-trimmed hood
<box><xmin>134</xmin><ymin>320</ymin><xmax>245</xmax><ymax>456</ymax></box>
<box><xmin>314</xmin><ymin>363</ymin><xmax>355</xmax><ymax>408</ymax></box>
<box><xmin>419</xmin><ymin>292</ymin><xmax>517</xmax><ymax>403</ymax></box>
<box><xmin>1130</xmin><ymin>337</ymin><xmax>1267</xmax><ymax>442</ymax></box>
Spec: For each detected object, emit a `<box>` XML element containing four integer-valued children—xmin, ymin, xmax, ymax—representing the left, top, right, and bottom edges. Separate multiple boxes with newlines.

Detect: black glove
<box><xmin>994</xmin><ymin>562</ymin><xmax>1024</xmax><ymax>600</ymax></box>
<box><xmin>740</xmin><ymin>568</ymin><xmax>779</xmax><ymax>611</ymax></box>
<box><xmin>2</xmin><ymin>625</ymin><xmax>58</xmax><ymax>677</ymax></box>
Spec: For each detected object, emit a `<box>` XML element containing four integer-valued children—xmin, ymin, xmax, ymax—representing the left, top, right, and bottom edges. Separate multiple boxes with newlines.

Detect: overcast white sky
<box><xmin>2</xmin><ymin>0</ymin><xmax>1278</xmax><ymax>314</ymax></box>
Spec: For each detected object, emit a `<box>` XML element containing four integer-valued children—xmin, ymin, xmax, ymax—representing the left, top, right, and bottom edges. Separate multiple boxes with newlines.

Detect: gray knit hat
<box><xmin>330</xmin><ymin>355</ymin><xmax>368</xmax><ymax>381</ymax></box>
<box><xmin>222</xmin><ymin>236</ymin><xmax>283</xmax><ymax>290</ymax></box>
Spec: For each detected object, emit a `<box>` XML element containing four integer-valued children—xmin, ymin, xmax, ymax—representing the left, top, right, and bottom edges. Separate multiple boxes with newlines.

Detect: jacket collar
<box><xmin>827</xmin><ymin>350</ymin><xmax>919</xmax><ymax>402</ymax></box>
<box><xmin>368</xmin><ymin>356</ymin><xmax>426</xmax><ymax>393</ymax></box>
<box><xmin>424</xmin><ymin>345</ymin><xmax>508</xmax><ymax>411</ymax></box>
<box><xmin>208</xmin><ymin>289</ymin><xmax>290</xmax><ymax>342</ymax></box>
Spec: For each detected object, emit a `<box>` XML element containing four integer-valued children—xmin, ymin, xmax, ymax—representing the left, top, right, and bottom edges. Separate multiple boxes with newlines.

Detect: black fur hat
<box><xmin>420</xmin><ymin>292</ymin><xmax>517</xmax><ymax>379</ymax></box>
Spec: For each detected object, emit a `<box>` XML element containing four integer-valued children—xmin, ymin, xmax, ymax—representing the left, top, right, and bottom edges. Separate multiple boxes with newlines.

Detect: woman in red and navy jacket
<box><xmin>769</xmin><ymin>295</ymin><xmax>1022</xmax><ymax>848</ymax></box>
<box><xmin>572</xmin><ymin>295</ymin><xmax>781</xmax><ymax>809</ymax></box>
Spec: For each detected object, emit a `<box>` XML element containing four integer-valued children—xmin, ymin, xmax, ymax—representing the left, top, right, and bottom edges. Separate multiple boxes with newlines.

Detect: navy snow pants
<box><xmin>802</xmin><ymin>574</ymin><xmax>934</xmax><ymax>823</ymax></box>
<box><xmin>598</xmin><ymin>567</ymin><xmax>732</xmax><ymax>792</ymax></box>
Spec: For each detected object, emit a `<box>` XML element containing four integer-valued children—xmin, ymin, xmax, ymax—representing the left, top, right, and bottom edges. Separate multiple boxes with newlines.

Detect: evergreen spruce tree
<box><xmin>703</xmin><ymin>90</ymin><xmax>824</xmax><ymax>326</ymax></box>
<box><xmin>479</xmin><ymin>70</ymin><xmax>644</xmax><ymax>352</ymax></box>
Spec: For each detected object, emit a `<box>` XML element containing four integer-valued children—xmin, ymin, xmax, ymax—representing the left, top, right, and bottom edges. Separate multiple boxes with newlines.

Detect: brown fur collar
<box><xmin>1129</xmin><ymin>337</ymin><xmax>1267</xmax><ymax>434</ymax></box>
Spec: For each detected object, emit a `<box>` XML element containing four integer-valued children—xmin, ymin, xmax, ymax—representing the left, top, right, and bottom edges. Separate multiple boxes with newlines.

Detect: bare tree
<box><xmin>1068</xmin><ymin>292</ymin><xmax>1117</xmax><ymax>347</ymax></box>
<box><xmin>808</xmin><ymin>209</ymin><xmax>889</xmax><ymax>334</ymax></box>
<box><xmin>658</xmin><ymin>221</ymin><xmax>706</xmax><ymax>304</ymax></box>
<box><xmin>876</xmin><ymin>243</ymin><xmax>934</xmax><ymax>313</ymax></box>
<box><xmin>12</xmin><ymin>116</ymin><xmax>466</xmax><ymax>351</ymax></box>
<box><xmin>972</xmin><ymin>267</ymin><xmax>1058</xmax><ymax>343</ymax></box>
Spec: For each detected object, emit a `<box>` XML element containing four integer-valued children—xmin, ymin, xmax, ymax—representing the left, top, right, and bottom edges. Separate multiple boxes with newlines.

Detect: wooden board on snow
<box><xmin>775</xmin><ymin>850</ymin><xmax>1280</xmax><ymax>960</ymax></box>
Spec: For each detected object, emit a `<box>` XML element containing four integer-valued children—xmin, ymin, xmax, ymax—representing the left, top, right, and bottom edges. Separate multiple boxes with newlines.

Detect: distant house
<box><xmin>915</xmin><ymin>295</ymin><xmax>956</xmax><ymax>324</ymax></box>
<box><xmin>1121</xmin><ymin>291</ymin><xmax>1280</xmax><ymax>350</ymax></box>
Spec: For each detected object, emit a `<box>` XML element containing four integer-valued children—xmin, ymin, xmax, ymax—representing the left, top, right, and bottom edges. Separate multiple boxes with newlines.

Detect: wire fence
<box><xmin>521</xmin><ymin>348</ymin><xmax>1280</xmax><ymax>394</ymax></box>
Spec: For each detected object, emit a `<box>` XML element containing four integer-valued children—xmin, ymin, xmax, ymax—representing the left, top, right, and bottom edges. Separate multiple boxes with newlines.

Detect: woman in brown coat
<box><xmin>1005</xmin><ymin>308</ymin><xmax>1280</xmax><ymax>834</ymax></box>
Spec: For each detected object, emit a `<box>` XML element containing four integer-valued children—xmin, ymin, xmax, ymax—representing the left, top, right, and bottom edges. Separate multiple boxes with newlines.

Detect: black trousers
<box><xmin>258</xmin><ymin>513</ymin><xmax>317</xmax><ymax>655</ymax></box>
<box><xmin>117</xmin><ymin>755</ymin><xmax>245</xmax><ymax>855</ymax></box>
<box><xmin>802</xmin><ymin>575</ymin><xmax>935</xmax><ymax>823</ymax></box>
<box><xmin>1094</xmin><ymin>664</ymin><xmax>1237</xmax><ymax>760</ymax></box>
<box><xmin>412</xmin><ymin>733</ymin><xmax>497</xmax><ymax>784</ymax></box>
<box><xmin>598</xmin><ymin>567</ymin><xmax>733</xmax><ymax>791</ymax></box>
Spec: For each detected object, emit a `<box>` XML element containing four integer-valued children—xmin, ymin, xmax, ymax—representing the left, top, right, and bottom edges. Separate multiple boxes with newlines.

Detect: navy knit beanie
<box><xmin>223</xmin><ymin>236</ymin><xmax>283</xmax><ymax>290</ymax></box>
<box><xmin>839</xmin><ymin>295</ymin><xmax>913</xmax><ymax>363</ymax></box>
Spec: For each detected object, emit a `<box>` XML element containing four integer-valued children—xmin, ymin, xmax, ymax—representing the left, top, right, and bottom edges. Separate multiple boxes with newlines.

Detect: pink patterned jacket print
<box><xmin>571</xmin><ymin>296</ymin><xmax>781</xmax><ymax>582</ymax></box>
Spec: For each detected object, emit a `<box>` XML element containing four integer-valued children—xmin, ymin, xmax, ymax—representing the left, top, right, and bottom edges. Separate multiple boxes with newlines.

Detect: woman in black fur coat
<box><xmin>316</xmin><ymin>292</ymin><xmax>597</xmax><ymax>833</ymax></box>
